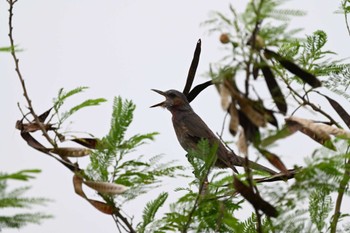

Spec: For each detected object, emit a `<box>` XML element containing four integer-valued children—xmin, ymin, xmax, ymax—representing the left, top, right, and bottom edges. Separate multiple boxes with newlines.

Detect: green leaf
<box><xmin>137</xmin><ymin>192</ymin><xmax>168</xmax><ymax>233</ymax></box>
<box><xmin>0</xmin><ymin>213</ymin><xmax>52</xmax><ymax>229</ymax></box>
<box><xmin>0</xmin><ymin>170</ymin><xmax>41</xmax><ymax>181</ymax></box>
<box><xmin>309</xmin><ymin>189</ymin><xmax>332</xmax><ymax>231</ymax></box>
<box><xmin>0</xmin><ymin>45</ymin><xmax>23</xmax><ymax>52</ymax></box>
<box><xmin>260</xmin><ymin>126</ymin><xmax>296</xmax><ymax>147</ymax></box>
<box><xmin>186</xmin><ymin>139</ymin><xmax>218</xmax><ymax>180</ymax></box>
<box><xmin>101</xmin><ymin>96</ymin><xmax>135</xmax><ymax>150</ymax></box>
<box><xmin>121</xmin><ymin>132</ymin><xmax>158</xmax><ymax>149</ymax></box>
<box><xmin>67</xmin><ymin>98</ymin><xmax>107</xmax><ymax>117</ymax></box>
<box><xmin>0</xmin><ymin>170</ymin><xmax>52</xmax><ymax>230</ymax></box>
<box><xmin>53</xmin><ymin>86</ymin><xmax>88</xmax><ymax>111</ymax></box>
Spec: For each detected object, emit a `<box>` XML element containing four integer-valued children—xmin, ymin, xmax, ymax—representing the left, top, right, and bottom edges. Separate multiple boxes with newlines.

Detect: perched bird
<box><xmin>151</xmin><ymin>89</ymin><xmax>277</xmax><ymax>175</ymax></box>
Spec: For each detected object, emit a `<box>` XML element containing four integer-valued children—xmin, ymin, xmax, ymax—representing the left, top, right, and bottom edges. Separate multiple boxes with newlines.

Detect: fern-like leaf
<box><xmin>137</xmin><ymin>192</ymin><xmax>168</xmax><ymax>233</ymax></box>
<box><xmin>102</xmin><ymin>96</ymin><xmax>135</xmax><ymax>151</ymax></box>
<box><xmin>309</xmin><ymin>189</ymin><xmax>332</xmax><ymax>231</ymax></box>
<box><xmin>67</xmin><ymin>98</ymin><xmax>107</xmax><ymax>117</ymax></box>
<box><xmin>53</xmin><ymin>86</ymin><xmax>88</xmax><ymax>111</ymax></box>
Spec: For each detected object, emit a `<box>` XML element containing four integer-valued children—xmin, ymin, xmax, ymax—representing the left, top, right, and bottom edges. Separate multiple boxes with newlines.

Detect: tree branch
<box><xmin>341</xmin><ymin>0</ymin><xmax>350</xmax><ymax>37</ymax></box>
<box><xmin>113</xmin><ymin>210</ymin><xmax>136</xmax><ymax>233</ymax></box>
<box><xmin>330</xmin><ymin>149</ymin><xmax>350</xmax><ymax>233</ymax></box>
<box><xmin>7</xmin><ymin>0</ymin><xmax>56</xmax><ymax>148</ymax></box>
<box><xmin>7</xmin><ymin>2</ymin><xmax>136</xmax><ymax>232</ymax></box>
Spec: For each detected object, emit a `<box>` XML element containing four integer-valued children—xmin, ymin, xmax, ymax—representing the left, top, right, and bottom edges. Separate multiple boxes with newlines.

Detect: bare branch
<box><xmin>7</xmin><ymin>0</ymin><xmax>56</xmax><ymax>147</ymax></box>
<box><xmin>330</xmin><ymin>146</ymin><xmax>350</xmax><ymax>233</ymax></box>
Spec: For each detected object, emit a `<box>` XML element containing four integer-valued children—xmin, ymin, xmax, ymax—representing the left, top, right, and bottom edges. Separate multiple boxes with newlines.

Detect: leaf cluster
<box><xmin>16</xmin><ymin>84</ymin><xmax>184</xmax><ymax>231</ymax></box>
<box><xmin>0</xmin><ymin>170</ymin><xmax>52</xmax><ymax>230</ymax></box>
<box><xmin>266</xmin><ymin>146</ymin><xmax>350</xmax><ymax>232</ymax></box>
<box><xmin>8</xmin><ymin>0</ymin><xmax>350</xmax><ymax>232</ymax></box>
<box><xmin>53</xmin><ymin>87</ymin><xmax>107</xmax><ymax>129</ymax></box>
<box><xmin>139</xmin><ymin>141</ymin><xmax>252</xmax><ymax>232</ymax></box>
<box><xmin>201</xmin><ymin>0</ymin><xmax>350</xmax><ymax>232</ymax></box>
<box><xmin>85</xmin><ymin>96</ymin><xmax>184</xmax><ymax>205</ymax></box>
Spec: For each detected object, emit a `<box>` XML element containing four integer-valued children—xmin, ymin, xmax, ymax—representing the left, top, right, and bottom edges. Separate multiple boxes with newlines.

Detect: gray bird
<box><xmin>151</xmin><ymin>89</ymin><xmax>277</xmax><ymax>175</ymax></box>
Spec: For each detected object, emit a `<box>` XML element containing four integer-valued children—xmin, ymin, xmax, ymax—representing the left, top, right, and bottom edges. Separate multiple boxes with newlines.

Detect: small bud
<box><xmin>232</xmin><ymin>41</ymin><xmax>239</xmax><ymax>48</ymax></box>
<box><xmin>219</xmin><ymin>33</ymin><xmax>230</xmax><ymax>44</ymax></box>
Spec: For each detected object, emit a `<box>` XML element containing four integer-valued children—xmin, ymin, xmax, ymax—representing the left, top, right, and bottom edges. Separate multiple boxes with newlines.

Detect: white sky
<box><xmin>1</xmin><ymin>0</ymin><xmax>349</xmax><ymax>232</ymax></box>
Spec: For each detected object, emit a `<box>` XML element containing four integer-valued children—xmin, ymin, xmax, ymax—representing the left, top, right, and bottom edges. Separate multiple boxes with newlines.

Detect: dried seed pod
<box><xmin>83</xmin><ymin>180</ymin><xmax>128</xmax><ymax>195</ymax></box>
<box><xmin>220</xmin><ymin>84</ymin><xmax>231</xmax><ymax>110</ymax></box>
<box><xmin>229</xmin><ymin>103</ymin><xmax>239</xmax><ymax>135</ymax></box>
<box><xmin>50</xmin><ymin>147</ymin><xmax>91</xmax><ymax>157</ymax></box>
<box><xmin>237</xmin><ymin>128</ymin><xmax>247</xmax><ymax>156</ymax></box>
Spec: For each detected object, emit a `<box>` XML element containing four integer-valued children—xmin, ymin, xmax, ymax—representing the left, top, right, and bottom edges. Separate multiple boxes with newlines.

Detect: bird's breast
<box><xmin>171</xmin><ymin>115</ymin><xmax>195</xmax><ymax>152</ymax></box>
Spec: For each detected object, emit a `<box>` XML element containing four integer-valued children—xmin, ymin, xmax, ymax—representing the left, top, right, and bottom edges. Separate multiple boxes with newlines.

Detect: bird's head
<box><xmin>150</xmin><ymin>89</ymin><xmax>190</xmax><ymax>111</ymax></box>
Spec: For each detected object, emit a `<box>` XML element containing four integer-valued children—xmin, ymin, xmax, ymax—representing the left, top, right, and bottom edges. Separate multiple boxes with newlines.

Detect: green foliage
<box><xmin>137</xmin><ymin>192</ymin><xmax>168</xmax><ymax>233</ymax></box>
<box><xmin>51</xmin><ymin>89</ymin><xmax>185</xmax><ymax>230</ymax></box>
<box><xmin>54</xmin><ymin>86</ymin><xmax>89</xmax><ymax>110</ymax></box>
<box><xmin>206</xmin><ymin>0</ymin><xmax>305</xmax><ymax>55</ymax></box>
<box><xmin>279</xmin><ymin>30</ymin><xmax>350</xmax><ymax>84</ymax></box>
<box><xmin>237</xmin><ymin>214</ymin><xmax>272</xmax><ymax>233</ymax></box>
<box><xmin>53</xmin><ymin>87</ymin><xmax>107</xmax><ymax>126</ymax></box>
<box><xmin>0</xmin><ymin>45</ymin><xmax>22</xmax><ymax>52</ymax></box>
<box><xmin>242</xmin><ymin>0</ymin><xmax>306</xmax><ymax>24</ymax></box>
<box><xmin>8</xmin><ymin>0</ymin><xmax>350</xmax><ymax>232</ymax></box>
<box><xmin>277</xmin><ymin>29</ymin><xmax>350</xmax><ymax>100</ymax></box>
<box><xmin>186</xmin><ymin>139</ymin><xmax>218</xmax><ymax>181</ymax></box>
<box><xmin>265</xmin><ymin>145</ymin><xmax>350</xmax><ymax>232</ymax></box>
<box><xmin>206</xmin><ymin>0</ymin><xmax>350</xmax><ymax>99</ymax></box>
<box><xmin>103</xmin><ymin>96</ymin><xmax>136</xmax><ymax>152</ymax></box>
<box><xmin>202</xmin><ymin>0</ymin><xmax>350</xmax><ymax>232</ymax></box>
<box><xmin>0</xmin><ymin>169</ymin><xmax>41</xmax><ymax>181</ymax></box>
<box><xmin>309</xmin><ymin>189</ymin><xmax>333</xmax><ymax>232</ymax></box>
<box><xmin>0</xmin><ymin>170</ymin><xmax>52</xmax><ymax>230</ymax></box>
<box><xmin>161</xmin><ymin>179</ymin><xmax>243</xmax><ymax>232</ymax></box>
<box><xmin>143</xmin><ymin>141</ymin><xmax>249</xmax><ymax>232</ymax></box>
<box><xmin>145</xmin><ymin>0</ymin><xmax>350</xmax><ymax>231</ymax></box>
<box><xmin>85</xmin><ymin>96</ymin><xmax>183</xmax><ymax>206</ymax></box>
<box><xmin>336</xmin><ymin>0</ymin><xmax>350</xmax><ymax>37</ymax></box>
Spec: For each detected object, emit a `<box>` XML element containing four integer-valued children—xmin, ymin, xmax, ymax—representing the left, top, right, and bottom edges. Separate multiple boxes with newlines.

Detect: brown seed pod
<box><xmin>219</xmin><ymin>33</ymin><xmax>230</xmax><ymax>44</ymax></box>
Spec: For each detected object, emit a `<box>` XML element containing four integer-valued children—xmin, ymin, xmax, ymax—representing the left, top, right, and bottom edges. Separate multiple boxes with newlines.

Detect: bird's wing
<box><xmin>182</xmin><ymin>112</ymin><xmax>219</xmax><ymax>145</ymax></box>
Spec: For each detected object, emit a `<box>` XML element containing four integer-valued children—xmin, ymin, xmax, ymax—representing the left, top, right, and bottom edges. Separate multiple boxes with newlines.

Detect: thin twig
<box><xmin>330</xmin><ymin>146</ymin><xmax>350</xmax><ymax>233</ymax></box>
<box><xmin>244</xmin><ymin>149</ymin><xmax>263</xmax><ymax>233</ymax></box>
<box><xmin>182</xmin><ymin>179</ymin><xmax>205</xmax><ymax>233</ymax></box>
<box><xmin>8</xmin><ymin>2</ymin><xmax>136</xmax><ymax>232</ymax></box>
<box><xmin>182</xmin><ymin>157</ymin><xmax>215</xmax><ymax>232</ymax></box>
<box><xmin>7</xmin><ymin>0</ymin><xmax>56</xmax><ymax>147</ymax></box>
<box><xmin>345</xmin><ymin>12</ymin><xmax>350</xmax><ymax>37</ymax></box>
<box><xmin>245</xmin><ymin>2</ymin><xmax>265</xmax><ymax>230</ymax></box>
<box><xmin>113</xmin><ymin>210</ymin><xmax>136</xmax><ymax>233</ymax></box>
<box><xmin>113</xmin><ymin>215</ymin><xmax>123</xmax><ymax>233</ymax></box>
<box><xmin>220</xmin><ymin>111</ymin><xmax>229</xmax><ymax>137</ymax></box>
<box><xmin>342</xmin><ymin>0</ymin><xmax>350</xmax><ymax>37</ymax></box>
<box><xmin>284</xmin><ymin>79</ymin><xmax>339</xmax><ymax>127</ymax></box>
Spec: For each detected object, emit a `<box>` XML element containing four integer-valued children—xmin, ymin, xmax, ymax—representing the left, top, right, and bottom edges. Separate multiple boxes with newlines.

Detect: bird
<box><xmin>150</xmin><ymin>89</ymin><xmax>277</xmax><ymax>175</ymax></box>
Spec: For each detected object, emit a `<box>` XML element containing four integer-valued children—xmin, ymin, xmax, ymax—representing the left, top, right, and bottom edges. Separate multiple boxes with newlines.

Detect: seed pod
<box><xmin>84</xmin><ymin>180</ymin><xmax>128</xmax><ymax>195</ymax></box>
<box><xmin>220</xmin><ymin>33</ymin><xmax>230</xmax><ymax>44</ymax></box>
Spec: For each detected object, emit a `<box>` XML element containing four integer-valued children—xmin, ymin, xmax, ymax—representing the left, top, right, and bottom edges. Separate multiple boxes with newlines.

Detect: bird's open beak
<box><xmin>150</xmin><ymin>89</ymin><xmax>166</xmax><ymax>108</ymax></box>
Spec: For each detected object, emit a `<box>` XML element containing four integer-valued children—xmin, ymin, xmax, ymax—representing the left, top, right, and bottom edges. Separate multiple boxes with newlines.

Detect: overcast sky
<box><xmin>1</xmin><ymin>0</ymin><xmax>349</xmax><ymax>232</ymax></box>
